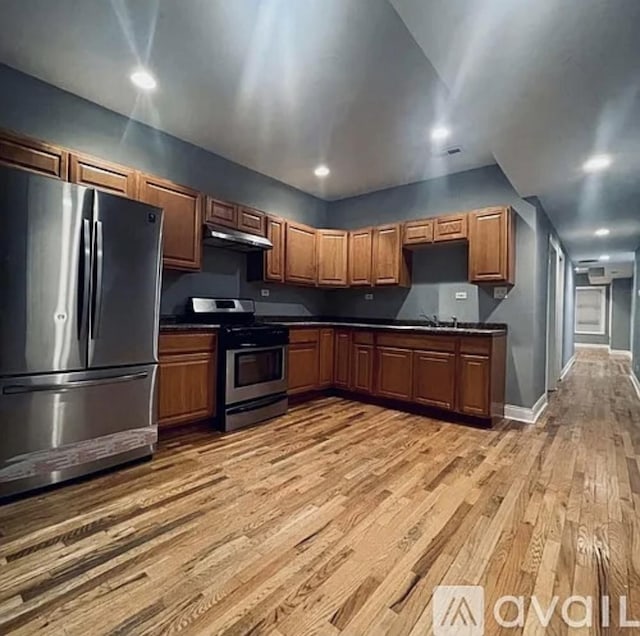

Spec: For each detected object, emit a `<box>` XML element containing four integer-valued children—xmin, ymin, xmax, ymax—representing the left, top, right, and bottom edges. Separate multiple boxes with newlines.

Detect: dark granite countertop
<box><xmin>160</xmin><ymin>315</ymin><xmax>506</xmax><ymax>336</ymax></box>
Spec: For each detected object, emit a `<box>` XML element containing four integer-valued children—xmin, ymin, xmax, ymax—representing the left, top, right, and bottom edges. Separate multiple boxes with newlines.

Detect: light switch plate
<box><xmin>365</xmin><ymin>293</ymin><xmax>374</xmax><ymax>300</ymax></box>
<box><xmin>493</xmin><ymin>286</ymin><xmax>508</xmax><ymax>300</ymax></box>
<box><xmin>261</xmin><ymin>289</ymin><xmax>270</xmax><ymax>297</ymax></box>
<box><xmin>455</xmin><ymin>291</ymin><xmax>468</xmax><ymax>300</ymax></box>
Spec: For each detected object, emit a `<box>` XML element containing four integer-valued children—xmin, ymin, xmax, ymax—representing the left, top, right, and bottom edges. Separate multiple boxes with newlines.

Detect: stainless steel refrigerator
<box><xmin>0</xmin><ymin>166</ymin><xmax>163</xmax><ymax>497</ymax></box>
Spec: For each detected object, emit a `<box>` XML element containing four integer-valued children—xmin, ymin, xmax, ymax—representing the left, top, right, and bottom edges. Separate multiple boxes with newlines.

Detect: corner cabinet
<box><xmin>285</xmin><ymin>221</ymin><xmax>317</xmax><ymax>285</ymax></box>
<box><xmin>468</xmin><ymin>207</ymin><xmax>515</xmax><ymax>284</ymax></box>
<box><xmin>138</xmin><ymin>175</ymin><xmax>203</xmax><ymax>271</ymax></box>
<box><xmin>317</xmin><ymin>229</ymin><xmax>348</xmax><ymax>286</ymax></box>
<box><xmin>372</xmin><ymin>224</ymin><xmax>411</xmax><ymax>287</ymax></box>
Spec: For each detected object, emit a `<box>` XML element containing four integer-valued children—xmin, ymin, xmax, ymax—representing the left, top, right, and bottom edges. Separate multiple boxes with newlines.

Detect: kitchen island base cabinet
<box><xmin>158</xmin><ymin>332</ymin><xmax>217</xmax><ymax>429</ymax></box>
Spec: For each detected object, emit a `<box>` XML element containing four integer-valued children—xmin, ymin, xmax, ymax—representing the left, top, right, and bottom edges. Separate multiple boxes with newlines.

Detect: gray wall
<box><xmin>0</xmin><ymin>64</ymin><xmax>328</xmax><ymax>316</ymax></box>
<box><xmin>610</xmin><ymin>278</ymin><xmax>633</xmax><ymax>352</ymax></box>
<box><xmin>562</xmin><ymin>258</ymin><xmax>576</xmax><ymax>366</ymax></box>
<box><xmin>633</xmin><ymin>248</ymin><xmax>640</xmax><ymax>380</ymax></box>
<box><xmin>573</xmin><ymin>274</ymin><xmax>610</xmax><ymax>346</ymax></box>
<box><xmin>327</xmin><ymin>165</ymin><xmax>548</xmax><ymax>409</ymax></box>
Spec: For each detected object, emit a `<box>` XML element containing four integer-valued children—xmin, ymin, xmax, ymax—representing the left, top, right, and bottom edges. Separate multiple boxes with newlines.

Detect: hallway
<box><xmin>0</xmin><ymin>350</ymin><xmax>638</xmax><ymax>634</ymax></box>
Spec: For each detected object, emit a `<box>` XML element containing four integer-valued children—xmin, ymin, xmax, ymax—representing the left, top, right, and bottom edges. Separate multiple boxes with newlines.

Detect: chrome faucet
<box><xmin>451</xmin><ymin>315</ymin><xmax>458</xmax><ymax>328</ymax></box>
<box><xmin>419</xmin><ymin>313</ymin><xmax>439</xmax><ymax>326</ymax></box>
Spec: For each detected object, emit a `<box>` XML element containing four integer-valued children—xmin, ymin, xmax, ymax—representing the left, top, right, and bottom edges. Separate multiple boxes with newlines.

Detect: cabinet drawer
<box><xmin>434</xmin><ymin>214</ymin><xmax>468</xmax><ymax>242</ymax></box>
<box><xmin>289</xmin><ymin>328</ymin><xmax>320</xmax><ymax>344</ymax></box>
<box><xmin>376</xmin><ymin>332</ymin><xmax>456</xmax><ymax>352</ymax></box>
<box><xmin>238</xmin><ymin>206</ymin><xmax>266</xmax><ymax>236</ymax></box>
<box><xmin>352</xmin><ymin>330</ymin><xmax>374</xmax><ymax>345</ymax></box>
<box><xmin>459</xmin><ymin>337</ymin><xmax>492</xmax><ymax>356</ymax></box>
<box><xmin>403</xmin><ymin>219</ymin><xmax>434</xmax><ymax>245</ymax></box>
<box><xmin>159</xmin><ymin>332</ymin><xmax>217</xmax><ymax>355</ymax></box>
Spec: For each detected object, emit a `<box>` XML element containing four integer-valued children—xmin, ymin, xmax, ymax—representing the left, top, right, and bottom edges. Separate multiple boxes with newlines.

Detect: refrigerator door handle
<box><xmin>2</xmin><ymin>371</ymin><xmax>149</xmax><ymax>395</ymax></box>
<box><xmin>78</xmin><ymin>218</ymin><xmax>92</xmax><ymax>340</ymax></box>
<box><xmin>92</xmin><ymin>220</ymin><xmax>105</xmax><ymax>339</ymax></box>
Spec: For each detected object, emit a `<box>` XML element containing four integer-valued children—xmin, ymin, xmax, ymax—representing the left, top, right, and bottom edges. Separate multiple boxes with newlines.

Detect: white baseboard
<box><xmin>505</xmin><ymin>393</ymin><xmax>548</xmax><ymax>424</ymax></box>
<box><xmin>575</xmin><ymin>343</ymin><xmax>610</xmax><ymax>351</ymax></box>
<box><xmin>560</xmin><ymin>355</ymin><xmax>576</xmax><ymax>380</ymax></box>
<box><xmin>630</xmin><ymin>371</ymin><xmax>640</xmax><ymax>400</ymax></box>
<box><xmin>610</xmin><ymin>349</ymin><xmax>632</xmax><ymax>359</ymax></box>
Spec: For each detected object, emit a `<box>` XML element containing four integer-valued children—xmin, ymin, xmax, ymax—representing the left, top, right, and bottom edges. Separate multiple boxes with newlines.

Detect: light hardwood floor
<box><xmin>0</xmin><ymin>350</ymin><xmax>639</xmax><ymax>635</ymax></box>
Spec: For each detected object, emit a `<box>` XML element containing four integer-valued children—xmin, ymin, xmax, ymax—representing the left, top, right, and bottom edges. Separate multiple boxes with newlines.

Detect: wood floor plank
<box><xmin>0</xmin><ymin>348</ymin><xmax>638</xmax><ymax>634</ymax></box>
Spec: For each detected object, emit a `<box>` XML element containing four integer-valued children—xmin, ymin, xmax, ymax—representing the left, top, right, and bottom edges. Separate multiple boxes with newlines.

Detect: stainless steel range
<box><xmin>186</xmin><ymin>298</ymin><xmax>288</xmax><ymax>431</ymax></box>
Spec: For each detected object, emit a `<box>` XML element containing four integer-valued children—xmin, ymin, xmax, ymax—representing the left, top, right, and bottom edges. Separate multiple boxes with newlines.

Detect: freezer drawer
<box><xmin>0</xmin><ymin>364</ymin><xmax>157</xmax><ymax>497</ymax></box>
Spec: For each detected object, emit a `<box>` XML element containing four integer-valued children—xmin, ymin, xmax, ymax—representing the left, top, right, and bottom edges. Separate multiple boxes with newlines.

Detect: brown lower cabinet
<box><xmin>158</xmin><ymin>331</ymin><xmax>217</xmax><ymax>428</ymax></box>
<box><xmin>288</xmin><ymin>326</ymin><xmax>506</xmax><ymax>421</ymax></box>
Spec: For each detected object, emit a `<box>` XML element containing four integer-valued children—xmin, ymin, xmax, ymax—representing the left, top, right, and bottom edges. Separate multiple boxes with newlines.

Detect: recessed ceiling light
<box><xmin>594</xmin><ymin>228</ymin><xmax>610</xmax><ymax>237</ymax></box>
<box><xmin>599</xmin><ymin>254</ymin><xmax>610</xmax><ymax>261</ymax></box>
<box><xmin>314</xmin><ymin>165</ymin><xmax>330</xmax><ymax>178</ymax></box>
<box><xmin>130</xmin><ymin>69</ymin><xmax>157</xmax><ymax>91</ymax></box>
<box><xmin>582</xmin><ymin>154</ymin><xmax>611</xmax><ymax>173</ymax></box>
<box><xmin>430</xmin><ymin>126</ymin><xmax>450</xmax><ymax>142</ymax></box>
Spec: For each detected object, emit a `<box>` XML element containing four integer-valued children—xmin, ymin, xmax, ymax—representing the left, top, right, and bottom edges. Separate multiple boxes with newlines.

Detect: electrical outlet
<box><xmin>455</xmin><ymin>291</ymin><xmax>468</xmax><ymax>300</ymax></box>
<box><xmin>365</xmin><ymin>293</ymin><xmax>374</xmax><ymax>301</ymax></box>
<box><xmin>493</xmin><ymin>286</ymin><xmax>508</xmax><ymax>300</ymax></box>
<box><xmin>261</xmin><ymin>289</ymin><xmax>270</xmax><ymax>297</ymax></box>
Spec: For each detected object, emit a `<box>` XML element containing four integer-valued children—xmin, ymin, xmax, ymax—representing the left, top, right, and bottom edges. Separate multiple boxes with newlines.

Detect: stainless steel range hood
<box><xmin>203</xmin><ymin>225</ymin><xmax>272</xmax><ymax>252</ymax></box>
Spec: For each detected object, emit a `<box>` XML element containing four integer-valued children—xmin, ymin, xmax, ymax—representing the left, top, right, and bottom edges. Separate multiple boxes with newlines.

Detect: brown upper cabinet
<box><xmin>403</xmin><ymin>218</ymin><xmax>434</xmax><ymax>246</ymax></box>
<box><xmin>468</xmin><ymin>207</ymin><xmax>515</xmax><ymax>284</ymax></box>
<box><xmin>138</xmin><ymin>174</ymin><xmax>202</xmax><ymax>271</ymax></box>
<box><xmin>285</xmin><ymin>221</ymin><xmax>317</xmax><ymax>285</ymax></box>
<box><xmin>264</xmin><ymin>215</ymin><xmax>286</xmax><ymax>282</ymax></box>
<box><xmin>348</xmin><ymin>228</ymin><xmax>373</xmax><ymax>286</ymax></box>
<box><xmin>205</xmin><ymin>197</ymin><xmax>237</xmax><ymax>229</ymax></box>
<box><xmin>317</xmin><ymin>229</ymin><xmax>348</xmax><ymax>286</ymax></box>
<box><xmin>238</xmin><ymin>205</ymin><xmax>266</xmax><ymax>236</ymax></box>
<box><xmin>0</xmin><ymin>129</ymin><xmax>68</xmax><ymax>179</ymax></box>
<box><xmin>372</xmin><ymin>224</ymin><xmax>411</xmax><ymax>287</ymax></box>
<box><xmin>434</xmin><ymin>213</ymin><xmax>468</xmax><ymax>242</ymax></box>
<box><xmin>69</xmin><ymin>153</ymin><xmax>138</xmax><ymax>198</ymax></box>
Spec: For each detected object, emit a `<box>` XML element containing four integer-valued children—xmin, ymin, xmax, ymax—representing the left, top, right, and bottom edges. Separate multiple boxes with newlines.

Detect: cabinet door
<box><xmin>457</xmin><ymin>354</ymin><xmax>490</xmax><ymax>417</ymax></box>
<box><xmin>373</xmin><ymin>224</ymin><xmax>410</xmax><ymax>286</ymax></box>
<box><xmin>317</xmin><ymin>229</ymin><xmax>348</xmax><ymax>286</ymax></box>
<box><xmin>264</xmin><ymin>215</ymin><xmax>286</xmax><ymax>282</ymax></box>
<box><xmin>434</xmin><ymin>213</ymin><xmax>468</xmax><ymax>242</ymax></box>
<box><xmin>348</xmin><ymin>228</ymin><xmax>373</xmax><ymax>286</ymax></box>
<box><xmin>403</xmin><ymin>219</ymin><xmax>434</xmax><ymax>246</ymax></box>
<box><xmin>238</xmin><ymin>205</ymin><xmax>266</xmax><ymax>236</ymax></box>
<box><xmin>285</xmin><ymin>221</ymin><xmax>317</xmax><ymax>285</ymax></box>
<box><xmin>413</xmin><ymin>350</ymin><xmax>456</xmax><ymax>409</ymax></box>
<box><xmin>288</xmin><ymin>343</ymin><xmax>320</xmax><ymax>395</ymax></box>
<box><xmin>158</xmin><ymin>352</ymin><xmax>216</xmax><ymax>427</ymax></box>
<box><xmin>334</xmin><ymin>330</ymin><xmax>352</xmax><ymax>388</ymax></box>
<box><xmin>69</xmin><ymin>152</ymin><xmax>137</xmax><ymax>198</ymax></box>
<box><xmin>0</xmin><ymin>129</ymin><xmax>68</xmax><ymax>179</ymax></box>
<box><xmin>376</xmin><ymin>347</ymin><xmax>413</xmax><ymax>401</ymax></box>
<box><xmin>351</xmin><ymin>344</ymin><xmax>374</xmax><ymax>393</ymax></box>
<box><xmin>139</xmin><ymin>175</ymin><xmax>202</xmax><ymax>271</ymax></box>
<box><xmin>318</xmin><ymin>328</ymin><xmax>335</xmax><ymax>387</ymax></box>
<box><xmin>205</xmin><ymin>197</ymin><xmax>237</xmax><ymax>229</ymax></box>
<box><xmin>469</xmin><ymin>207</ymin><xmax>514</xmax><ymax>284</ymax></box>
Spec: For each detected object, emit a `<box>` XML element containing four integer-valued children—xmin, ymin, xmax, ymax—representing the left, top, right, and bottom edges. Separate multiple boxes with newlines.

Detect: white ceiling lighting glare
<box><xmin>430</xmin><ymin>126</ymin><xmax>450</xmax><ymax>142</ymax></box>
<box><xmin>130</xmin><ymin>69</ymin><xmax>157</xmax><ymax>91</ymax></box>
<box><xmin>594</xmin><ymin>228</ymin><xmax>610</xmax><ymax>237</ymax></box>
<box><xmin>599</xmin><ymin>254</ymin><xmax>610</xmax><ymax>261</ymax></box>
<box><xmin>314</xmin><ymin>165</ymin><xmax>330</xmax><ymax>178</ymax></box>
<box><xmin>582</xmin><ymin>154</ymin><xmax>611</xmax><ymax>173</ymax></box>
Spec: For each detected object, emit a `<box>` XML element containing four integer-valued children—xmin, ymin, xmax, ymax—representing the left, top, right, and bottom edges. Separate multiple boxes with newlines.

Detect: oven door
<box><xmin>226</xmin><ymin>345</ymin><xmax>287</xmax><ymax>405</ymax></box>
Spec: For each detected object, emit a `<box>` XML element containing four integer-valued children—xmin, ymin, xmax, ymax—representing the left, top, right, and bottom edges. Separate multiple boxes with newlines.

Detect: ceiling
<box><xmin>0</xmin><ymin>0</ymin><xmax>494</xmax><ymax>200</ymax></box>
<box><xmin>390</xmin><ymin>0</ymin><xmax>640</xmax><ymax>264</ymax></box>
<box><xmin>0</xmin><ymin>0</ymin><xmax>639</xmax><ymax>264</ymax></box>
